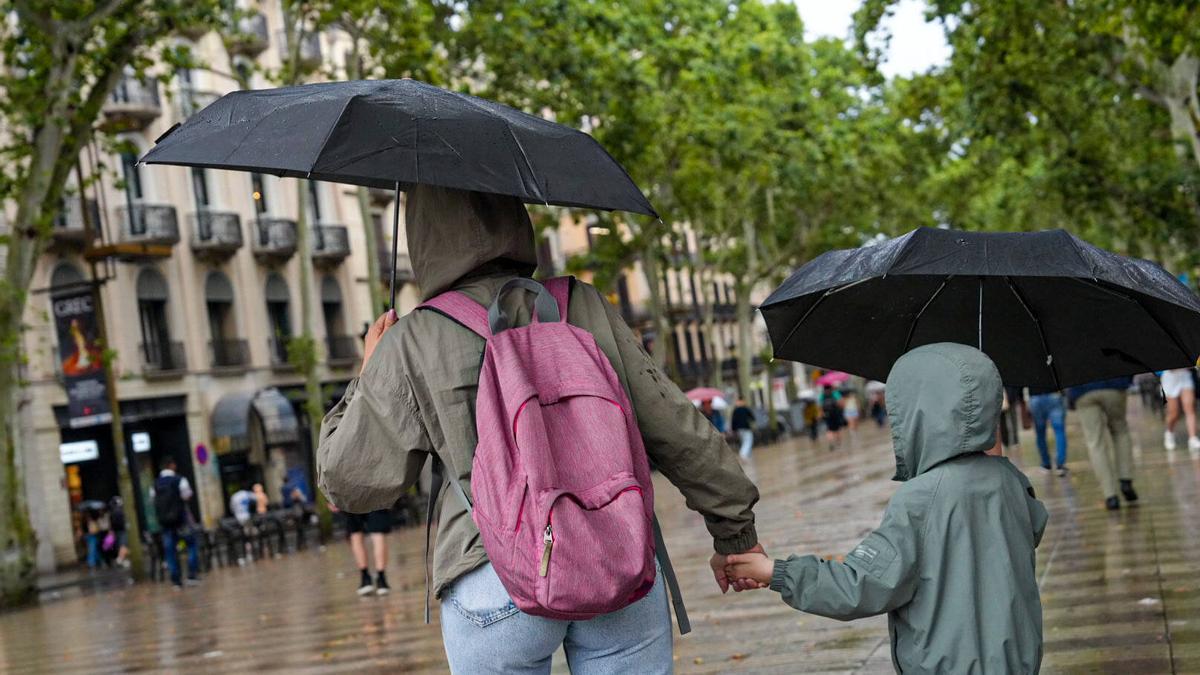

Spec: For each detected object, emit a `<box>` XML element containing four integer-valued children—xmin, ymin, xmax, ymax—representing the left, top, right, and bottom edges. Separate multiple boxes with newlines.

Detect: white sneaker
<box><xmin>1189</xmin><ymin>437</ymin><xmax>1200</xmax><ymax>452</ymax></box>
<box><xmin>1164</xmin><ymin>431</ymin><xmax>1177</xmax><ymax>451</ymax></box>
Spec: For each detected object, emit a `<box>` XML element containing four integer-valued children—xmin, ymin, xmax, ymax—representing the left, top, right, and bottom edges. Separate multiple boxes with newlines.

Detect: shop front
<box><xmin>54</xmin><ymin>395</ymin><xmax>196</xmax><ymax>560</ymax></box>
<box><xmin>211</xmin><ymin>388</ymin><xmax>304</xmax><ymax>513</ymax></box>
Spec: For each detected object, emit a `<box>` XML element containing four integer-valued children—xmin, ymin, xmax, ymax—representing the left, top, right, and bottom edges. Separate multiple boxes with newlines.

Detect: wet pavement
<box><xmin>2</xmin><ymin>400</ymin><xmax>1198</xmax><ymax>673</ymax></box>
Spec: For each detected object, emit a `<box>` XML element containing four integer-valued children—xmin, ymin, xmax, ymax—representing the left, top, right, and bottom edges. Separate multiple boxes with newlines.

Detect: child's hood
<box><xmin>885</xmin><ymin>342</ymin><xmax>1002</xmax><ymax>481</ymax></box>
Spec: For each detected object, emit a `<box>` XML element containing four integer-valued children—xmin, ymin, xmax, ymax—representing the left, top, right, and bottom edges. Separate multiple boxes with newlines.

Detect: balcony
<box><xmin>325</xmin><ymin>335</ymin><xmax>359</xmax><ymax>368</ymax></box>
<box><xmin>226</xmin><ymin>13</ymin><xmax>269</xmax><ymax>56</ymax></box>
<box><xmin>367</xmin><ymin>186</ymin><xmax>396</xmax><ymax>206</ymax></box>
<box><xmin>310</xmin><ymin>224</ymin><xmax>349</xmax><ymax>265</ymax></box>
<box><xmin>102</xmin><ymin>77</ymin><xmax>161</xmax><ymax>131</ymax></box>
<box><xmin>51</xmin><ymin>198</ymin><xmax>100</xmax><ymax>248</ymax></box>
<box><xmin>269</xmin><ymin>337</ymin><xmax>295</xmax><ymax>372</ymax></box>
<box><xmin>210</xmin><ymin>339</ymin><xmax>249</xmax><ymax>370</ymax></box>
<box><xmin>177</xmin><ymin>87</ymin><xmax>220</xmax><ymax>120</ymax></box>
<box><xmin>251</xmin><ymin>217</ymin><xmax>298</xmax><ymax>264</ymax></box>
<box><xmin>142</xmin><ymin>341</ymin><xmax>187</xmax><ymax>377</ymax></box>
<box><xmin>276</xmin><ymin>30</ymin><xmax>321</xmax><ymax>69</ymax></box>
<box><xmin>116</xmin><ymin>203</ymin><xmax>180</xmax><ymax>247</ymax></box>
<box><xmin>379</xmin><ymin>251</ymin><xmax>414</xmax><ymax>286</ymax></box>
<box><xmin>190</xmin><ymin>210</ymin><xmax>243</xmax><ymax>260</ymax></box>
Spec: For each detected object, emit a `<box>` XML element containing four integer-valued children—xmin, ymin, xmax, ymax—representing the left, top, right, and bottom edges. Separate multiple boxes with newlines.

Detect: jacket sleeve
<box><xmin>317</xmin><ymin>329</ymin><xmax>433</xmax><ymax>513</ymax></box>
<box><xmin>769</xmin><ymin>488</ymin><xmax>923</xmax><ymax>620</ymax></box>
<box><xmin>1013</xmin><ymin>468</ymin><xmax>1049</xmax><ymax>548</ymax></box>
<box><xmin>598</xmin><ymin>292</ymin><xmax>759</xmax><ymax>554</ymax></box>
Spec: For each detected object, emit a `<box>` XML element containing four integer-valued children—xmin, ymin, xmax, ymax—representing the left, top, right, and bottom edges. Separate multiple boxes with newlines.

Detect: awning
<box><xmin>211</xmin><ymin>387</ymin><xmax>300</xmax><ymax>454</ymax></box>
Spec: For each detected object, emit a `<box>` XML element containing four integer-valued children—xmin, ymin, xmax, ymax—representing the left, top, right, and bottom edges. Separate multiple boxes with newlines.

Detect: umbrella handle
<box><xmin>389</xmin><ymin>182</ymin><xmax>401</xmax><ymax>311</ymax></box>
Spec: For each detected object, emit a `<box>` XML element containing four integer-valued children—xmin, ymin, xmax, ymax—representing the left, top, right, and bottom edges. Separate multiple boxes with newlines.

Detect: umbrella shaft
<box><xmin>389</xmin><ymin>182</ymin><xmax>401</xmax><ymax>310</ymax></box>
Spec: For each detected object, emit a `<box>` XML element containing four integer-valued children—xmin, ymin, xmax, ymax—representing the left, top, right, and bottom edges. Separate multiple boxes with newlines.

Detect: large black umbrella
<box><xmin>141</xmin><ymin>79</ymin><xmax>657</xmax><ymax>306</ymax></box>
<box><xmin>761</xmin><ymin>227</ymin><xmax>1200</xmax><ymax>388</ymax></box>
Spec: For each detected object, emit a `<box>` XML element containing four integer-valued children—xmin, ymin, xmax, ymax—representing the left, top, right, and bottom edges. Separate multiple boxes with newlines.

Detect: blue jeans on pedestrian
<box><xmin>162</xmin><ymin>528</ymin><xmax>199</xmax><ymax>586</ymax></box>
<box><xmin>440</xmin><ymin>562</ymin><xmax>672</xmax><ymax>674</ymax></box>
<box><xmin>85</xmin><ymin>533</ymin><xmax>100</xmax><ymax>569</ymax></box>
<box><xmin>737</xmin><ymin>429</ymin><xmax>755</xmax><ymax>459</ymax></box>
<box><xmin>1030</xmin><ymin>393</ymin><xmax>1067</xmax><ymax>468</ymax></box>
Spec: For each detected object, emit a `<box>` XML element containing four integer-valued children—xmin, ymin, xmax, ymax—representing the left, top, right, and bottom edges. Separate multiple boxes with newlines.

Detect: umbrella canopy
<box><xmin>685</xmin><ymin>387</ymin><xmax>726</xmax><ymax>402</ymax></box>
<box><xmin>140</xmin><ymin>79</ymin><xmax>657</xmax><ymax>308</ymax></box>
<box><xmin>761</xmin><ymin>227</ymin><xmax>1200</xmax><ymax>389</ymax></box>
<box><xmin>815</xmin><ymin>371</ymin><xmax>850</xmax><ymax>387</ymax></box>
<box><xmin>140</xmin><ymin>79</ymin><xmax>656</xmax><ymax>216</ymax></box>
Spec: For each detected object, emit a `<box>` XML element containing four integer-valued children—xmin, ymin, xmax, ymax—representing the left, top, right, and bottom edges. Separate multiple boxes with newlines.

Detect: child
<box><xmin>727</xmin><ymin>343</ymin><xmax>1048</xmax><ymax>674</ymax></box>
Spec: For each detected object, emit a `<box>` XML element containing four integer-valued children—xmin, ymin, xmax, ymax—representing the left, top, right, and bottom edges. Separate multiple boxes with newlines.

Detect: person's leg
<box><xmin>1165</xmin><ymin>395</ymin><xmax>1180</xmax><ymax>433</ymax></box>
<box><xmin>738</xmin><ymin>429</ymin><xmax>753</xmax><ymax>459</ymax></box>
<box><xmin>349</xmin><ymin>532</ymin><xmax>368</xmax><ymax>570</ymax></box>
<box><xmin>370</xmin><ymin>532</ymin><xmax>387</xmax><ymax>572</ymax></box>
<box><xmin>86</xmin><ymin>534</ymin><xmax>99</xmax><ymax>569</ymax></box>
<box><xmin>1048</xmin><ymin>398</ymin><xmax>1068</xmax><ymax>469</ymax></box>
<box><xmin>1030</xmin><ymin>397</ymin><xmax>1051</xmax><ymax>469</ymax></box>
<box><xmin>1104</xmin><ymin>390</ymin><xmax>1135</xmax><ymax>483</ymax></box>
<box><xmin>184</xmin><ymin>530</ymin><xmax>199</xmax><ymax>580</ymax></box>
<box><xmin>162</xmin><ymin>529</ymin><xmax>181</xmax><ymax>586</ymax></box>
<box><xmin>1077</xmin><ymin>393</ymin><xmax>1118</xmax><ymax>498</ymax></box>
<box><xmin>440</xmin><ymin>563</ymin><xmax>565</xmax><ymax>675</ymax></box>
<box><xmin>1182</xmin><ymin>387</ymin><xmax>1198</xmax><ymax>440</ymax></box>
<box><xmin>564</xmin><ymin>570</ymin><xmax>672</xmax><ymax>675</ymax></box>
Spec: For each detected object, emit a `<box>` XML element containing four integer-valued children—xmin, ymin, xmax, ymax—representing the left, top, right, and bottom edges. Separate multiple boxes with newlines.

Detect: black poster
<box><xmin>52</xmin><ymin>289</ymin><xmax>111</xmax><ymax>427</ymax></box>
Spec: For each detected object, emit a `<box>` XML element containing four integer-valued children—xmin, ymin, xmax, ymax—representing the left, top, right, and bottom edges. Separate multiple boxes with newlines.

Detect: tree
<box><xmin>0</xmin><ymin>0</ymin><xmax>220</xmax><ymax>606</ymax></box>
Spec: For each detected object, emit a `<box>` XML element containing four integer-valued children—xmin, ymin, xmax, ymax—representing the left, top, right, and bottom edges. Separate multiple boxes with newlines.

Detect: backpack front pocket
<box><xmin>536</xmin><ymin>475</ymin><xmax>655</xmax><ymax>616</ymax></box>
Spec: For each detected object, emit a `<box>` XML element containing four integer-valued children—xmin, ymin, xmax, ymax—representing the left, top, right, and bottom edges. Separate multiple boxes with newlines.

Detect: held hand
<box><xmin>361</xmin><ymin>309</ymin><xmax>399</xmax><ymax>375</ymax></box>
<box><xmin>711</xmin><ymin>543</ymin><xmax>767</xmax><ymax>594</ymax></box>
<box><xmin>724</xmin><ymin>551</ymin><xmax>774</xmax><ymax>588</ymax></box>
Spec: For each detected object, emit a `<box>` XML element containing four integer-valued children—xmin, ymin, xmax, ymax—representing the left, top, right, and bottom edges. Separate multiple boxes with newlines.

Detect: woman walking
<box><xmin>1028</xmin><ymin>390</ymin><xmax>1068</xmax><ymax>475</ymax></box>
<box><xmin>318</xmin><ymin>186</ymin><xmax>761</xmax><ymax>674</ymax></box>
<box><xmin>1160</xmin><ymin>368</ymin><xmax>1200</xmax><ymax>452</ymax></box>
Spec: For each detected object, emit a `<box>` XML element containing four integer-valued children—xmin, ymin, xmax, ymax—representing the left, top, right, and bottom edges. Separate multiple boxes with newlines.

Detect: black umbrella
<box><xmin>761</xmin><ymin>227</ymin><xmax>1200</xmax><ymax>388</ymax></box>
<box><xmin>141</xmin><ymin>79</ymin><xmax>657</xmax><ymax>307</ymax></box>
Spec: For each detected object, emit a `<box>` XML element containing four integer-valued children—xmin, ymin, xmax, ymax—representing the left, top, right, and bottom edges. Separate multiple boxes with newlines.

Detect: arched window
<box><xmin>136</xmin><ymin>268</ymin><xmax>179</xmax><ymax>371</ymax></box>
<box><xmin>50</xmin><ymin>263</ymin><xmax>86</xmax><ymax>296</ymax></box>
<box><xmin>205</xmin><ymin>272</ymin><xmax>243</xmax><ymax>367</ymax></box>
<box><xmin>320</xmin><ymin>276</ymin><xmax>355</xmax><ymax>362</ymax></box>
<box><xmin>264</xmin><ymin>273</ymin><xmax>291</xmax><ymax>364</ymax></box>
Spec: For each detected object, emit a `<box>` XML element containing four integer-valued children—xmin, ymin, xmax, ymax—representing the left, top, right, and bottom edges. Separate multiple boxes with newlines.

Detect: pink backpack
<box><xmin>421</xmin><ymin>277</ymin><xmax>686</xmax><ymax>625</ymax></box>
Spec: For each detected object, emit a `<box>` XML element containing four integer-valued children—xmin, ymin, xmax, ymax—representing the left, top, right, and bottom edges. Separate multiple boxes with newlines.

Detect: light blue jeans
<box><xmin>440</xmin><ymin>562</ymin><xmax>672</xmax><ymax>674</ymax></box>
<box><xmin>1029</xmin><ymin>393</ymin><xmax>1067</xmax><ymax>469</ymax></box>
<box><xmin>737</xmin><ymin>429</ymin><xmax>755</xmax><ymax>458</ymax></box>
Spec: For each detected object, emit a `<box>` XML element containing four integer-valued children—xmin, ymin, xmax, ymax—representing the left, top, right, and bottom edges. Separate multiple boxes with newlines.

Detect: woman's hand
<box><xmin>361</xmin><ymin>309</ymin><xmax>399</xmax><ymax>376</ymax></box>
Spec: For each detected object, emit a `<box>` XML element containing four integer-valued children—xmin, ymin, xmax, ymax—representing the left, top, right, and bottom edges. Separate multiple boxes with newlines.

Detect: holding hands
<box><xmin>709</xmin><ymin>544</ymin><xmax>771</xmax><ymax>593</ymax></box>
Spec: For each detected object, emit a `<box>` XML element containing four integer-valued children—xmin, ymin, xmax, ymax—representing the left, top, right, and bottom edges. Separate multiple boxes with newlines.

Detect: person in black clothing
<box><xmin>153</xmin><ymin>458</ymin><xmax>200</xmax><ymax>588</ymax></box>
<box><xmin>731</xmin><ymin>399</ymin><xmax>757</xmax><ymax>460</ymax></box>
<box><xmin>109</xmin><ymin>496</ymin><xmax>129</xmax><ymax>568</ymax></box>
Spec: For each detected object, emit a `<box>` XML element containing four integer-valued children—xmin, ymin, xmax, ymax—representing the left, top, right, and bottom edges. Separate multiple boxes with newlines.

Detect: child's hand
<box><xmin>724</xmin><ymin>552</ymin><xmax>773</xmax><ymax>587</ymax></box>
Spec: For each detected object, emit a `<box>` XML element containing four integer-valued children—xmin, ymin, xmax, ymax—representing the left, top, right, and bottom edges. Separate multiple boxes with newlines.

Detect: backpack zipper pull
<box><xmin>539</xmin><ymin>525</ymin><xmax>554</xmax><ymax>577</ymax></box>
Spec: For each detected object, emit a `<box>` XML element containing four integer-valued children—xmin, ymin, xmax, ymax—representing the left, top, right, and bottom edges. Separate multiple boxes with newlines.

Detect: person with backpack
<box><xmin>153</xmin><ymin>458</ymin><xmax>199</xmax><ymax>588</ymax></box>
<box><xmin>820</xmin><ymin>385</ymin><xmax>845</xmax><ymax>449</ymax></box>
<box><xmin>318</xmin><ymin>185</ymin><xmax>761</xmax><ymax>674</ymax></box>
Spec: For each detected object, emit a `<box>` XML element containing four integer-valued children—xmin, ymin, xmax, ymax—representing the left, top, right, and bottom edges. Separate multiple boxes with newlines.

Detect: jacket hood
<box><xmin>886</xmin><ymin>342</ymin><xmax>1002</xmax><ymax>481</ymax></box>
<box><xmin>405</xmin><ymin>185</ymin><xmax>538</xmax><ymax>301</ymax></box>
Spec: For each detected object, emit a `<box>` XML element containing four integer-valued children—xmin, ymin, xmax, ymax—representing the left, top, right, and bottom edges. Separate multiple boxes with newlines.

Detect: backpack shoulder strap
<box><xmin>542</xmin><ymin>276</ymin><xmax>573</xmax><ymax>323</ymax></box>
<box><xmin>419</xmin><ymin>291</ymin><xmax>491</xmax><ymax>338</ymax></box>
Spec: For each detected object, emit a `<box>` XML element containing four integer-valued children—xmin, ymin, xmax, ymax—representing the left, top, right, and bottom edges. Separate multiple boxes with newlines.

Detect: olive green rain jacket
<box><xmin>317</xmin><ymin>185</ymin><xmax>760</xmax><ymax>599</ymax></box>
<box><xmin>769</xmin><ymin>343</ymin><xmax>1048</xmax><ymax>674</ymax></box>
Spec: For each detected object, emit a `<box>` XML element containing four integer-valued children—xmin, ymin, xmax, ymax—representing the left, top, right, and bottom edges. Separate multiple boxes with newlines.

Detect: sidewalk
<box><xmin>1</xmin><ymin>406</ymin><xmax>1197</xmax><ymax>673</ymax></box>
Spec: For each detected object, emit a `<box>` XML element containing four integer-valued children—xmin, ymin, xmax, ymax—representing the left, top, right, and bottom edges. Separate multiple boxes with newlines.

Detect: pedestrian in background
<box><xmin>820</xmin><ymin>385</ymin><xmax>845</xmax><ymax>450</ymax></box>
<box><xmin>152</xmin><ymin>458</ymin><xmax>200</xmax><ymax>588</ymax></box>
<box><xmin>700</xmin><ymin>398</ymin><xmax>726</xmax><ymax>434</ymax></box>
<box><xmin>1160</xmin><ymin>368</ymin><xmax>1200</xmax><ymax>452</ymax></box>
<box><xmin>330</xmin><ymin>503</ymin><xmax>393</xmax><ymax>597</ymax></box>
<box><xmin>843</xmin><ymin>390</ymin><xmax>860</xmax><ymax>434</ymax></box>
<box><xmin>1029</xmin><ymin>389</ymin><xmax>1068</xmax><ymax>475</ymax></box>
<box><xmin>803</xmin><ymin>398</ymin><xmax>821</xmax><ymax>445</ymax></box>
<box><xmin>1068</xmin><ymin>378</ymin><xmax>1138</xmax><ymax>510</ymax></box>
<box><xmin>731</xmin><ymin>398</ymin><xmax>756</xmax><ymax>460</ymax></box>
<box><xmin>82</xmin><ymin>506</ymin><xmax>106</xmax><ymax>570</ymax></box>
<box><xmin>108</xmin><ymin>496</ymin><xmax>129</xmax><ymax>568</ymax></box>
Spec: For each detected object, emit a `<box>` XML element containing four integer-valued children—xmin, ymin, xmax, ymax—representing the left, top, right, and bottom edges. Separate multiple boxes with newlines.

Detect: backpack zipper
<box><xmin>539</xmin><ymin>524</ymin><xmax>554</xmax><ymax>577</ymax></box>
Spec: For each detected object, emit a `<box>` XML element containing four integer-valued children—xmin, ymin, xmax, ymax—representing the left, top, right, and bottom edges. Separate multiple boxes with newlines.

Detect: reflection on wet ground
<box><xmin>2</xmin><ymin>402</ymin><xmax>1196</xmax><ymax>673</ymax></box>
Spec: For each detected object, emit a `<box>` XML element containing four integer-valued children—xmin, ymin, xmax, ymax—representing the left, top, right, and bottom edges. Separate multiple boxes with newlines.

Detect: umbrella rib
<box><xmin>775</xmin><ymin>288</ymin><xmax>835</xmax><ymax>356</ymax></box>
<box><xmin>903</xmin><ymin>276</ymin><xmax>951</xmax><ymax>352</ymax></box>
<box><xmin>505</xmin><ymin>126</ymin><xmax>546</xmax><ymax>204</ymax></box>
<box><xmin>1074</xmin><ymin>278</ymin><xmax>1194</xmax><ymax>365</ymax></box>
<box><xmin>1005</xmin><ymin>277</ymin><xmax>1062</xmax><ymax>391</ymax></box>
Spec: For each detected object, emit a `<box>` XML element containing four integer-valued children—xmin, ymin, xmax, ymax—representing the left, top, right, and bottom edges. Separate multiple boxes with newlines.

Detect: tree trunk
<box><xmin>295</xmin><ymin>186</ymin><xmax>332</xmax><ymax>538</ymax></box>
<box><xmin>639</xmin><ymin>249</ymin><xmax>677</xmax><ymax>378</ymax></box>
<box><xmin>1161</xmin><ymin>53</ymin><xmax>1200</xmax><ymax>170</ymax></box>
<box><xmin>700</xmin><ymin>262</ymin><xmax>721</xmax><ymax>388</ymax></box>
<box><xmin>734</xmin><ymin>278</ymin><xmax>754</xmax><ymax>401</ymax></box>
<box><xmin>0</xmin><ymin>354</ymin><xmax>37</xmax><ymax>607</ymax></box>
